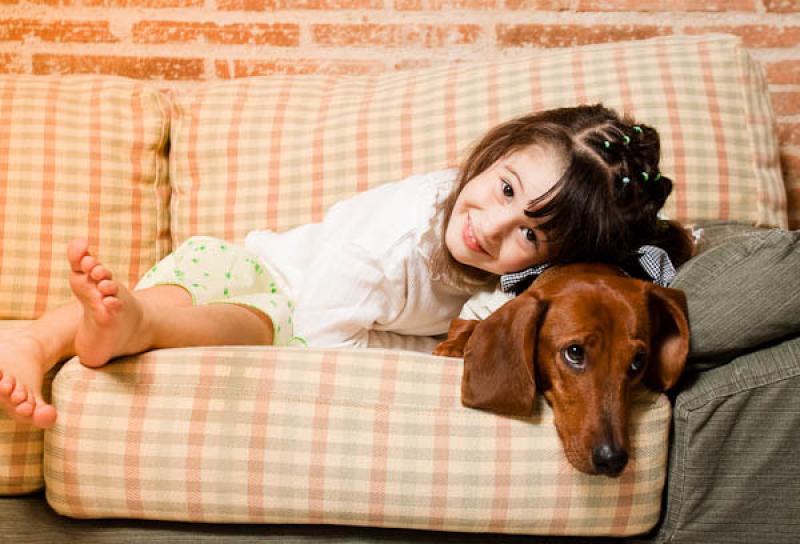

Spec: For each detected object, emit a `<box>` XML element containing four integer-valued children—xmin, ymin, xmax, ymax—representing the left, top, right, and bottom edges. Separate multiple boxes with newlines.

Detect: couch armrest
<box><xmin>656</xmin><ymin>335</ymin><xmax>800</xmax><ymax>544</ymax></box>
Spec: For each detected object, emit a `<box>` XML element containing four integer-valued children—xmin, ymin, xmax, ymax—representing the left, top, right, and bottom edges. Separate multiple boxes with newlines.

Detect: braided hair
<box><xmin>436</xmin><ymin>104</ymin><xmax>694</xmax><ymax>284</ymax></box>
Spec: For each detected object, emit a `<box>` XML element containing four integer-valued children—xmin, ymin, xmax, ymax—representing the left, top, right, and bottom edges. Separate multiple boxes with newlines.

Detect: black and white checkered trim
<box><xmin>499</xmin><ymin>245</ymin><xmax>676</xmax><ymax>295</ymax></box>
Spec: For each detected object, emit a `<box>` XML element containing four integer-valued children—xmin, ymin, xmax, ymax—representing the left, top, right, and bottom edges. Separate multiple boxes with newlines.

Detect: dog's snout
<box><xmin>592</xmin><ymin>443</ymin><xmax>628</xmax><ymax>476</ymax></box>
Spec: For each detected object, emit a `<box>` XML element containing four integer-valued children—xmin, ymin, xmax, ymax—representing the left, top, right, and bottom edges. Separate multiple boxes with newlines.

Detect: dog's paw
<box><xmin>432</xmin><ymin>341</ymin><xmax>465</xmax><ymax>358</ymax></box>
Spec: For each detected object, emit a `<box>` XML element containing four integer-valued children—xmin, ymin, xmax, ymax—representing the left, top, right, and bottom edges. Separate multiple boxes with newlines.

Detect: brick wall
<box><xmin>1</xmin><ymin>1</ymin><xmax>799</xmax><ymax>227</ymax></box>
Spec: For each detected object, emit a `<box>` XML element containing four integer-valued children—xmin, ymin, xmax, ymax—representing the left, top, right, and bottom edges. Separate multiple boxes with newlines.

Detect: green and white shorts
<box><xmin>134</xmin><ymin>236</ymin><xmax>302</xmax><ymax>347</ymax></box>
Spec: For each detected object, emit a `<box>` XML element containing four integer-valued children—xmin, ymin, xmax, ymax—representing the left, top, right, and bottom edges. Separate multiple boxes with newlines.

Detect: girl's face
<box><xmin>445</xmin><ymin>145</ymin><xmax>566</xmax><ymax>275</ymax></box>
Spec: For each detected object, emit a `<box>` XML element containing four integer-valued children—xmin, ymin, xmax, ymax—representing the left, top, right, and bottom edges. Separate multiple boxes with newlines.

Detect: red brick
<box><xmin>765</xmin><ymin>0</ymin><xmax>800</xmax><ymax>12</ymax></box>
<box><xmin>767</xmin><ymin>60</ymin><xmax>800</xmax><ymax>85</ymax></box>
<box><xmin>27</xmin><ymin>0</ymin><xmax>202</xmax><ymax>5</ymax></box>
<box><xmin>312</xmin><ymin>23</ymin><xmax>482</xmax><ymax>47</ymax></box>
<box><xmin>133</xmin><ymin>21</ymin><xmax>299</xmax><ymax>46</ymax></box>
<box><xmin>779</xmin><ymin>123</ymin><xmax>800</xmax><ymax>147</ymax></box>
<box><xmin>684</xmin><ymin>25</ymin><xmax>800</xmax><ymax>48</ymax></box>
<box><xmin>395</xmin><ymin>0</ymin><xmax>497</xmax><ymax>9</ymax></box>
<box><xmin>214</xmin><ymin>58</ymin><xmax>385</xmax><ymax>78</ymax></box>
<box><xmin>772</xmin><ymin>91</ymin><xmax>800</xmax><ymax>116</ymax></box>
<box><xmin>0</xmin><ymin>52</ymin><xmax>24</xmax><ymax>73</ymax></box>
<box><xmin>32</xmin><ymin>54</ymin><xmax>204</xmax><ymax>80</ymax></box>
<box><xmin>503</xmin><ymin>0</ymin><xmax>572</xmax><ymax>8</ymax></box>
<box><xmin>218</xmin><ymin>0</ymin><xmax>381</xmax><ymax>9</ymax></box>
<box><xmin>577</xmin><ymin>0</ymin><xmax>756</xmax><ymax>10</ymax></box>
<box><xmin>216</xmin><ymin>0</ymin><xmax>267</xmax><ymax>8</ymax></box>
<box><xmin>782</xmin><ymin>151</ymin><xmax>800</xmax><ymax>229</ymax></box>
<box><xmin>497</xmin><ymin>24</ymin><xmax>669</xmax><ymax>48</ymax></box>
<box><xmin>0</xmin><ymin>19</ymin><xmax>118</xmax><ymax>43</ymax></box>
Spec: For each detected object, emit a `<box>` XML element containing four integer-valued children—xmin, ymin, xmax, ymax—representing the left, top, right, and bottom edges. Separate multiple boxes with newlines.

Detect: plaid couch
<box><xmin>0</xmin><ymin>34</ymin><xmax>797</xmax><ymax>542</ymax></box>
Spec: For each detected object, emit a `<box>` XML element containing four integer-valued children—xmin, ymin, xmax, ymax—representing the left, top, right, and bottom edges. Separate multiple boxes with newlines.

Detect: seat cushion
<box><xmin>45</xmin><ymin>347</ymin><xmax>671</xmax><ymax>536</ymax></box>
<box><xmin>167</xmin><ymin>33</ymin><xmax>786</xmax><ymax>251</ymax></box>
<box><xmin>0</xmin><ymin>76</ymin><xmax>171</xmax><ymax>320</ymax></box>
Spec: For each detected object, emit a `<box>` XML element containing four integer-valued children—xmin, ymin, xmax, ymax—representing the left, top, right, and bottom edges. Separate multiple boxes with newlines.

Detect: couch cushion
<box><xmin>168</xmin><ymin>33</ymin><xmax>786</xmax><ymax>250</ymax></box>
<box><xmin>0</xmin><ymin>76</ymin><xmax>171</xmax><ymax>320</ymax></box>
<box><xmin>45</xmin><ymin>347</ymin><xmax>670</xmax><ymax>536</ymax></box>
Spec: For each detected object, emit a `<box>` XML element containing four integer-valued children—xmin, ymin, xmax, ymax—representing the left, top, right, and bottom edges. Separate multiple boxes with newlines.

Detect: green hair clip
<box><xmin>632</xmin><ymin>125</ymin><xmax>643</xmax><ymax>134</ymax></box>
<box><xmin>641</xmin><ymin>171</ymin><xmax>649</xmax><ymax>181</ymax></box>
<box><xmin>603</xmin><ymin>140</ymin><xmax>611</xmax><ymax>149</ymax></box>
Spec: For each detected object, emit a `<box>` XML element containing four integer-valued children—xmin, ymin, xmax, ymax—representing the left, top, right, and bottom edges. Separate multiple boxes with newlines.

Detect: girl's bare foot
<box><xmin>0</xmin><ymin>331</ymin><xmax>57</xmax><ymax>429</ymax></box>
<box><xmin>69</xmin><ymin>240</ymin><xmax>153</xmax><ymax>368</ymax></box>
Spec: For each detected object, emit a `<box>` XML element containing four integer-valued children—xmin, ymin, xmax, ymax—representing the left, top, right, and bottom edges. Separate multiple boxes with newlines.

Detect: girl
<box><xmin>0</xmin><ymin>104</ymin><xmax>693</xmax><ymax>429</ymax></box>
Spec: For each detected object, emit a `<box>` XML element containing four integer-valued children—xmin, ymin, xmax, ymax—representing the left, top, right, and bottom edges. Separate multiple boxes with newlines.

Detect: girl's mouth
<box><xmin>463</xmin><ymin>214</ymin><xmax>487</xmax><ymax>255</ymax></box>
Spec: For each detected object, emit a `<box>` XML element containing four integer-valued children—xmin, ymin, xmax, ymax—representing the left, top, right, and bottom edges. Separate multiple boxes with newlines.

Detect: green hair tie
<box><xmin>633</xmin><ymin>125</ymin><xmax>643</xmax><ymax>134</ymax></box>
<box><xmin>655</xmin><ymin>172</ymin><xmax>662</xmax><ymax>181</ymax></box>
<box><xmin>623</xmin><ymin>135</ymin><xmax>631</xmax><ymax>145</ymax></box>
<box><xmin>641</xmin><ymin>171</ymin><xmax>649</xmax><ymax>181</ymax></box>
<box><xmin>603</xmin><ymin>140</ymin><xmax>611</xmax><ymax>149</ymax></box>
<box><xmin>621</xmin><ymin>176</ymin><xmax>630</xmax><ymax>185</ymax></box>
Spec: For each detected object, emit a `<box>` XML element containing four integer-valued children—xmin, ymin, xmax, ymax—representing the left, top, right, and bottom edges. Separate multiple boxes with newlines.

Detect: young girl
<box><xmin>0</xmin><ymin>104</ymin><xmax>693</xmax><ymax>429</ymax></box>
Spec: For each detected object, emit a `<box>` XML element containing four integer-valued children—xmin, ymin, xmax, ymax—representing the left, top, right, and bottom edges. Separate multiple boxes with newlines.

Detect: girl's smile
<box><xmin>463</xmin><ymin>213</ymin><xmax>489</xmax><ymax>255</ymax></box>
<box><xmin>445</xmin><ymin>145</ymin><xmax>566</xmax><ymax>275</ymax></box>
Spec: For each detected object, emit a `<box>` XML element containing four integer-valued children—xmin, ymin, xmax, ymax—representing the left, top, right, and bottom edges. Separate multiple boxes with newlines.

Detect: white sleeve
<box><xmin>366</xmin><ymin>331</ymin><xmax>440</xmax><ymax>354</ymax></box>
<box><xmin>292</xmin><ymin>241</ymin><xmax>402</xmax><ymax>348</ymax></box>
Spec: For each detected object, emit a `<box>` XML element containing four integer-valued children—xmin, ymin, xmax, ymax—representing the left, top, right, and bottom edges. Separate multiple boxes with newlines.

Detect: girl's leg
<box><xmin>0</xmin><ymin>283</ymin><xmax>192</xmax><ymax>428</ymax></box>
<box><xmin>70</xmin><ymin>240</ymin><xmax>274</xmax><ymax>368</ymax></box>
<box><xmin>0</xmin><ymin>239</ymin><xmax>274</xmax><ymax>429</ymax></box>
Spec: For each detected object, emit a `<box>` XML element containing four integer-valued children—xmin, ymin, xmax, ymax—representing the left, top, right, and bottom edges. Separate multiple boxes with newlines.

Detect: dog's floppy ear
<box><xmin>461</xmin><ymin>291</ymin><xmax>546</xmax><ymax>417</ymax></box>
<box><xmin>433</xmin><ymin>318</ymin><xmax>480</xmax><ymax>358</ymax></box>
<box><xmin>645</xmin><ymin>285</ymin><xmax>690</xmax><ymax>391</ymax></box>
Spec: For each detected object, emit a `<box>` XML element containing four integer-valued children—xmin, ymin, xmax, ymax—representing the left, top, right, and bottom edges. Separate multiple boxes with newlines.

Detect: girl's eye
<box><xmin>522</xmin><ymin>227</ymin><xmax>537</xmax><ymax>244</ymax></box>
<box><xmin>502</xmin><ymin>180</ymin><xmax>514</xmax><ymax>198</ymax></box>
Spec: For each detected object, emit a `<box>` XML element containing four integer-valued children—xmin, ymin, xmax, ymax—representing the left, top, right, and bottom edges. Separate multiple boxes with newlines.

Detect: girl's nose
<box><xmin>483</xmin><ymin>208</ymin><xmax>515</xmax><ymax>245</ymax></box>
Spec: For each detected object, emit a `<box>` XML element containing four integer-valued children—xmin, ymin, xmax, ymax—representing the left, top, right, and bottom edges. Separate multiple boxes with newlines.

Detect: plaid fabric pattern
<box><xmin>168</xmin><ymin>34</ymin><xmax>786</xmax><ymax>251</ymax></box>
<box><xmin>0</xmin><ymin>76</ymin><xmax>172</xmax><ymax>320</ymax></box>
<box><xmin>45</xmin><ymin>347</ymin><xmax>670</xmax><ymax>536</ymax></box>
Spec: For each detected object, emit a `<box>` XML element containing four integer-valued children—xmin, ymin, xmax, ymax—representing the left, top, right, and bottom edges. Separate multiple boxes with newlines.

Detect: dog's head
<box><xmin>461</xmin><ymin>263</ymin><xmax>689</xmax><ymax>476</ymax></box>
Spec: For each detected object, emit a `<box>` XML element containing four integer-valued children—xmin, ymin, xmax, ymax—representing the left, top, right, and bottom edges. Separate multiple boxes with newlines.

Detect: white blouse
<box><xmin>244</xmin><ymin>169</ymin><xmax>479</xmax><ymax>350</ymax></box>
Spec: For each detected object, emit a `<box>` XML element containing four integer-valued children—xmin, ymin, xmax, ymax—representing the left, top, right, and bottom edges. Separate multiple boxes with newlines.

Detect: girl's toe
<box><xmin>9</xmin><ymin>383</ymin><xmax>28</xmax><ymax>405</ymax></box>
<box><xmin>80</xmin><ymin>255</ymin><xmax>97</xmax><ymax>274</ymax></box>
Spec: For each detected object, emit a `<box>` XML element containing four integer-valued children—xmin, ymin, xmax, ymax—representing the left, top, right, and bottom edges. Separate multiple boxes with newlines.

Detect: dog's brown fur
<box><xmin>434</xmin><ymin>263</ymin><xmax>689</xmax><ymax>476</ymax></box>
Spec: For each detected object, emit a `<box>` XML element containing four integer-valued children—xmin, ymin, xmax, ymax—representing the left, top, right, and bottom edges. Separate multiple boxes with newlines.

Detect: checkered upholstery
<box><xmin>0</xmin><ymin>76</ymin><xmax>172</xmax><ymax>320</ymax></box>
<box><xmin>168</xmin><ymin>33</ymin><xmax>786</xmax><ymax>251</ymax></box>
<box><xmin>45</xmin><ymin>348</ymin><xmax>671</xmax><ymax>536</ymax></box>
<box><xmin>0</xmin><ymin>33</ymin><xmax>789</xmax><ymax>537</ymax></box>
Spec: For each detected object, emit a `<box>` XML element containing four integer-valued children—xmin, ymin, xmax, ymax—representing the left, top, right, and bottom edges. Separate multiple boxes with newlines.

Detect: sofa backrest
<box><xmin>0</xmin><ymin>76</ymin><xmax>171</xmax><ymax>319</ymax></box>
<box><xmin>167</xmin><ymin>33</ymin><xmax>786</xmax><ymax>251</ymax></box>
<box><xmin>0</xmin><ymin>33</ymin><xmax>788</xmax><ymax>319</ymax></box>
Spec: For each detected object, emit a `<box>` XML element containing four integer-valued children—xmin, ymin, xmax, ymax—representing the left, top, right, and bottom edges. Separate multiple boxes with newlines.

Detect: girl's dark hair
<box><xmin>434</xmin><ymin>104</ymin><xmax>694</xmax><ymax>285</ymax></box>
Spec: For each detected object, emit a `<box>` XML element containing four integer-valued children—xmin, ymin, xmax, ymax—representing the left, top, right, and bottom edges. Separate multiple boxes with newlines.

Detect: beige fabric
<box><xmin>46</xmin><ymin>347</ymin><xmax>671</xmax><ymax>536</ymax></box>
<box><xmin>0</xmin><ymin>76</ymin><xmax>172</xmax><ymax>320</ymax></box>
<box><xmin>168</xmin><ymin>33</ymin><xmax>786</xmax><ymax>254</ymax></box>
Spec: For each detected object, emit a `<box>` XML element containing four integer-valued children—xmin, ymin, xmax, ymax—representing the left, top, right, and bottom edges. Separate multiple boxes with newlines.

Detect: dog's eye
<box><xmin>629</xmin><ymin>352</ymin><xmax>647</xmax><ymax>376</ymax></box>
<box><xmin>561</xmin><ymin>344</ymin><xmax>585</xmax><ymax>368</ymax></box>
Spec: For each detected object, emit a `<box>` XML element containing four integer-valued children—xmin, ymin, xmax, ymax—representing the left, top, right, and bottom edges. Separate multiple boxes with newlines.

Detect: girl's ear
<box><xmin>461</xmin><ymin>292</ymin><xmax>547</xmax><ymax>417</ymax></box>
<box><xmin>644</xmin><ymin>285</ymin><xmax>690</xmax><ymax>391</ymax></box>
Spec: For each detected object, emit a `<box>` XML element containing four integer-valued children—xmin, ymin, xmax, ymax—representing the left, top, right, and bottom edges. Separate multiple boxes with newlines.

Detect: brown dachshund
<box><xmin>433</xmin><ymin>263</ymin><xmax>689</xmax><ymax>477</ymax></box>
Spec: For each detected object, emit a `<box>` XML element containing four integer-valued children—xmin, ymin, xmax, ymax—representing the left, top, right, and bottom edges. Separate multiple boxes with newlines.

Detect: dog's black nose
<box><xmin>592</xmin><ymin>443</ymin><xmax>628</xmax><ymax>476</ymax></box>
